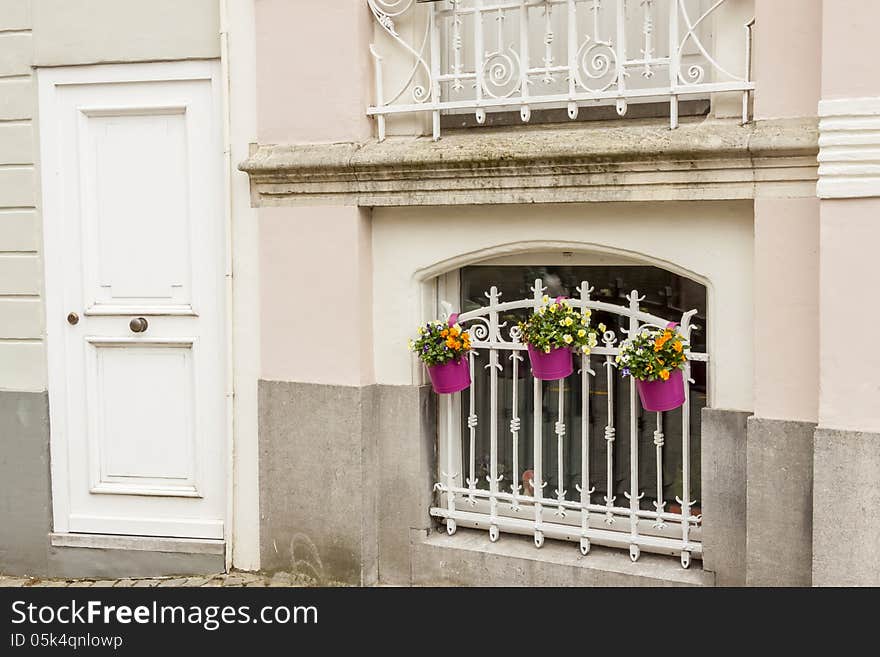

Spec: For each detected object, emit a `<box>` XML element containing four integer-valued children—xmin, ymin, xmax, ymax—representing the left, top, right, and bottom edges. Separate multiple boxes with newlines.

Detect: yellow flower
<box><xmin>544</xmin><ymin>346</ymin><xmax>551</xmax><ymax>354</ymax></box>
<box><xmin>577</xmin><ymin>329</ymin><xmax>586</xmax><ymax>338</ymax></box>
<box><xmin>417</xmin><ymin>327</ymin><xmax>425</xmax><ymax>335</ymax></box>
<box><xmin>550</xmin><ymin>304</ymin><xmax>558</xmax><ymax>312</ymax></box>
<box><xmin>584</xmin><ymin>309</ymin><xmax>592</xmax><ymax>318</ymax></box>
<box><xmin>563</xmin><ymin>334</ymin><xmax>573</xmax><ymax>344</ymax></box>
<box><xmin>597</xmin><ymin>323</ymin><xmax>606</xmax><ymax>332</ymax></box>
<box><xmin>542</xmin><ymin>295</ymin><xmax>550</xmax><ymax>303</ymax></box>
<box><xmin>538</xmin><ymin>307</ymin><xmax>546</xmax><ymax>315</ymax></box>
<box><xmin>564</xmin><ymin>317</ymin><xmax>573</xmax><ymax>326</ymax></box>
<box><xmin>581</xmin><ymin>346</ymin><xmax>591</xmax><ymax>354</ymax></box>
<box><xmin>659</xmin><ymin>369</ymin><xmax>670</xmax><ymax>381</ymax></box>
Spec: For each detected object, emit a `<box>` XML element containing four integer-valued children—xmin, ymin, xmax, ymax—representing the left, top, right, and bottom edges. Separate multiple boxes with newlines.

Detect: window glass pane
<box><xmin>458</xmin><ymin>265</ymin><xmax>707</xmax><ymax>514</ymax></box>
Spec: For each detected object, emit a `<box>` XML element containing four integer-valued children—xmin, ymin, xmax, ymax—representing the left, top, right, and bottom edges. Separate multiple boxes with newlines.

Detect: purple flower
<box><xmin>622</xmin><ymin>368</ymin><xmax>631</xmax><ymax>376</ymax></box>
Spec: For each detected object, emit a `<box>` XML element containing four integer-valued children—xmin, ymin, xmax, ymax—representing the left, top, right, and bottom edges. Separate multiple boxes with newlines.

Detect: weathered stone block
<box><xmin>746</xmin><ymin>416</ymin><xmax>815</xmax><ymax>586</ymax></box>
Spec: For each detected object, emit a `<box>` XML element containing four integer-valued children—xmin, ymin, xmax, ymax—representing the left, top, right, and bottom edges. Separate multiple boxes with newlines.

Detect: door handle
<box><xmin>67</xmin><ymin>312</ymin><xmax>79</xmax><ymax>325</ymax></box>
<box><xmin>129</xmin><ymin>317</ymin><xmax>148</xmax><ymax>333</ymax></box>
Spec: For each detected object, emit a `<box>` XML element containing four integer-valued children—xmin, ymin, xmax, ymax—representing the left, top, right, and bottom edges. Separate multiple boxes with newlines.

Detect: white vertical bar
<box><xmin>445</xmin><ymin>396</ymin><xmax>457</xmax><ymax>535</ymax></box>
<box><xmin>668</xmin><ymin>0</ymin><xmax>680</xmax><ymax>128</ymax></box>
<box><xmin>554</xmin><ymin>378</ymin><xmax>566</xmax><ymax>516</ymax></box>
<box><xmin>429</xmin><ymin>4</ymin><xmax>442</xmax><ymax>140</ymax></box>
<box><xmin>603</xmin><ymin>343</ymin><xmax>616</xmax><ymax>525</ymax></box>
<box><xmin>578</xmin><ymin>280</ymin><xmax>593</xmax><ymax>554</ymax></box>
<box><xmin>542</xmin><ymin>1</ymin><xmax>554</xmax><ymax>82</ymax></box>
<box><xmin>652</xmin><ymin>412</ymin><xmax>666</xmax><ymax>528</ymax></box>
<box><xmin>488</xmin><ymin>286</ymin><xmax>500</xmax><ymax>541</ymax></box>
<box><xmin>519</xmin><ymin>0</ymin><xmax>531</xmax><ymax>121</ymax></box>
<box><xmin>625</xmin><ymin>290</ymin><xmax>642</xmax><ymax>561</ymax></box>
<box><xmin>614</xmin><ymin>0</ymin><xmax>627</xmax><ymax>116</ymax></box>
<box><xmin>452</xmin><ymin>0</ymin><xmax>463</xmax><ymax>89</ymax></box>
<box><xmin>474</xmin><ymin>0</ymin><xmax>486</xmax><ymax>124</ymax></box>
<box><xmin>566</xmin><ymin>0</ymin><xmax>578</xmax><ymax>119</ymax></box>
<box><xmin>510</xmin><ymin>349</ymin><xmax>522</xmax><ymax>508</ymax></box>
<box><xmin>742</xmin><ymin>19</ymin><xmax>753</xmax><ymax>125</ymax></box>
<box><xmin>467</xmin><ymin>350</ymin><xmax>478</xmax><ymax>504</ymax></box>
<box><xmin>678</xmin><ymin>314</ymin><xmax>694</xmax><ymax>568</ymax></box>
<box><xmin>369</xmin><ymin>45</ymin><xmax>387</xmax><ymax>141</ymax></box>
<box><xmin>532</xmin><ymin>278</ymin><xmax>545</xmax><ymax>547</ymax></box>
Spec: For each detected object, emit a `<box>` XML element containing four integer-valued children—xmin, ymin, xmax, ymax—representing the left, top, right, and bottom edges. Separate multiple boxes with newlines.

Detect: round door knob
<box><xmin>66</xmin><ymin>312</ymin><xmax>79</xmax><ymax>325</ymax></box>
<box><xmin>129</xmin><ymin>317</ymin><xmax>148</xmax><ymax>333</ymax></box>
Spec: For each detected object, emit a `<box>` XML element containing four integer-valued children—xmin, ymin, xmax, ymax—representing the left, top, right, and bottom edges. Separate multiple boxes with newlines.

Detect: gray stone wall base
<box><xmin>812</xmin><ymin>428</ymin><xmax>880</xmax><ymax>586</ymax></box>
<box><xmin>376</xmin><ymin>385</ymin><xmax>436</xmax><ymax>585</ymax></box>
<box><xmin>701</xmin><ymin>408</ymin><xmax>749</xmax><ymax>586</ymax></box>
<box><xmin>47</xmin><ymin>547</ymin><xmax>224</xmax><ymax>579</ymax></box>
<box><xmin>0</xmin><ymin>391</ymin><xmax>51</xmax><ymax>577</ymax></box>
<box><xmin>746</xmin><ymin>416</ymin><xmax>815</xmax><ymax>586</ymax></box>
<box><xmin>258</xmin><ymin>380</ymin><xmax>380</xmax><ymax>585</ymax></box>
<box><xmin>412</xmin><ymin>529</ymin><xmax>714</xmax><ymax>587</ymax></box>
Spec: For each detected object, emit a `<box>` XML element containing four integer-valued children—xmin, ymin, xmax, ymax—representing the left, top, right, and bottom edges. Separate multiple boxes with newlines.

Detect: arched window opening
<box><xmin>434</xmin><ymin>262</ymin><xmax>708</xmax><ymax>567</ymax></box>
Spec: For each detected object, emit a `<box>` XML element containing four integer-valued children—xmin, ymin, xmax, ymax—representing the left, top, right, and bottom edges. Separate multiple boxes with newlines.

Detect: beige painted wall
<box><xmin>372</xmin><ymin>201</ymin><xmax>755</xmax><ymax>412</ymax></box>
<box><xmin>254</xmin><ymin>0</ymin><xmax>373</xmax><ymax>145</ymax></box>
<box><xmin>31</xmin><ymin>0</ymin><xmax>219</xmax><ymax>67</ymax></box>
<box><xmin>0</xmin><ymin>1</ymin><xmax>44</xmax><ymax>391</ymax></box>
<box><xmin>0</xmin><ymin>0</ymin><xmax>221</xmax><ymax>392</ymax></box>
<box><xmin>259</xmin><ymin>206</ymin><xmax>374</xmax><ymax>387</ymax></box>
<box><xmin>753</xmin><ymin>0</ymin><xmax>821</xmax><ymax>120</ymax></box>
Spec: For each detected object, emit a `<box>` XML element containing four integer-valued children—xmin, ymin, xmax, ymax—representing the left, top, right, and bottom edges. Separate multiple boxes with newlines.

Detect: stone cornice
<box><xmin>240</xmin><ymin>117</ymin><xmax>819</xmax><ymax>207</ymax></box>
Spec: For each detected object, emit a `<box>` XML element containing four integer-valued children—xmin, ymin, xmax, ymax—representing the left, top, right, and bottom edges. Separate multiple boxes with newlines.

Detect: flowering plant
<box><xmin>517</xmin><ymin>295</ymin><xmax>602</xmax><ymax>354</ymax></box>
<box><xmin>408</xmin><ymin>320</ymin><xmax>472</xmax><ymax>366</ymax></box>
<box><xmin>616</xmin><ymin>325</ymin><xmax>688</xmax><ymax>382</ymax></box>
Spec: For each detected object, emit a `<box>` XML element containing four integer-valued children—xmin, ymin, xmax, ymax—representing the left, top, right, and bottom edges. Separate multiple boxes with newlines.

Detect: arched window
<box><xmin>434</xmin><ymin>259</ymin><xmax>708</xmax><ymax>567</ymax></box>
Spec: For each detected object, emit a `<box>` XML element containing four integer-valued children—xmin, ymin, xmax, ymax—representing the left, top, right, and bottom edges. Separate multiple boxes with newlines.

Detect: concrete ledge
<box><xmin>240</xmin><ymin>117</ymin><xmax>818</xmax><ymax>207</ymax></box>
<box><xmin>47</xmin><ymin>545</ymin><xmax>224</xmax><ymax>580</ymax></box>
<box><xmin>412</xmin><ymin>529</ymin><xmax>714</xmax><ymax>587</ymax></box>
<box><xmin>49</xmin><ymin>533</ymin><xmax>225</xmax><ymax>556</ymax></box>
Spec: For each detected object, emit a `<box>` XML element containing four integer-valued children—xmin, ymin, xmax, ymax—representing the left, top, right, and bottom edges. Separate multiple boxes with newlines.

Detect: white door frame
<box><xmin>39</xmin><ymin>60</ymin><xmax>234</xmax><ymax>559</ymax></box>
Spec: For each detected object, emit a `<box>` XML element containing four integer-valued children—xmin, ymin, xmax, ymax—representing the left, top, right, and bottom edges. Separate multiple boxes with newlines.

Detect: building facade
<box><xmin>0</xmin><ymin>0</ymin><xmax>877</xmax><ymax>586</ymax></box>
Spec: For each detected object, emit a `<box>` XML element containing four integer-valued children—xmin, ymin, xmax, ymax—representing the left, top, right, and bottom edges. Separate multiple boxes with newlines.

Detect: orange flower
<box><xmin>659</xmin><ymin>369</ymin><xmax>670</xmax><ymax>381</ymax></box>
<box><xmin>673</xmin><ymin>341</ymin><xmax>683</xmax><ymax>353</ymax></box>
<box><xmin>449</xmin><ymin>326</ymin><xmax>460</xmax><ymax>337</ymax></box>
<box><xmin>440</xmin><ymin>329</ymin><xmax>449</xmax><ymax>338</ymax></box>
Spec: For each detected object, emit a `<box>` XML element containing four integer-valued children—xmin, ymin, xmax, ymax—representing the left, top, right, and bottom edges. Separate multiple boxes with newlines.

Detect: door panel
<box><xmin>40</xmin><ymin>62</ymin><xmax>226</xmax><ymax>540</ymax></box>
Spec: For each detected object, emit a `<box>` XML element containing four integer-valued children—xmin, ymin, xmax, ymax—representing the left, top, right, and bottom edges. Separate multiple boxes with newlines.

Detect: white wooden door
<box><xmin>40</xmin><ymin>62</ymin><xmax>227</xmax><ymax>540</ymax></box>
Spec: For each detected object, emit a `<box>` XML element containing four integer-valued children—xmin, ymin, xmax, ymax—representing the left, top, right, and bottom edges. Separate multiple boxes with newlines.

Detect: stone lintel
<box><xmin>240</xmin><ymin>117</ymin><xmax>819</xmax><ymax>207</ymax></box>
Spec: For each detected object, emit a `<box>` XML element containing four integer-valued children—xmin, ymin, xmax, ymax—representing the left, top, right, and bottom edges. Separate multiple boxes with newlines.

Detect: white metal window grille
<box><xmin>367</xmin><ymin>0</ymin><xmax>754</xmax><ymax>140</ymax></box>
<box><xmin>431</xmin><ymin>278</ymin><xmax>706</xmax><ymax>568</ymax></box>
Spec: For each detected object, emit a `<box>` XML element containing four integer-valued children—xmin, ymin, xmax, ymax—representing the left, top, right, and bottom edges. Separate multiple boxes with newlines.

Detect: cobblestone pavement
<box><xmin>0</xmin><ymin>571</ymin><xmax>323</xmax><ymax>588</ymax></box>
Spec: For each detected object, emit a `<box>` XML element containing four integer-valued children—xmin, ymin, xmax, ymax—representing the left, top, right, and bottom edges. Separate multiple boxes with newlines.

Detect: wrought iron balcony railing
<box><xmin>368</xmin><ymin>0</ymin><xmax>754</xmax><ymax>140</ymax></box>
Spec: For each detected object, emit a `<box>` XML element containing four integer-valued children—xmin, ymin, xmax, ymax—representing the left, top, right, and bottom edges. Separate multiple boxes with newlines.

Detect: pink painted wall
<box><xmin>753</xmin><ymin>198</ymin><xmax>819</xmax><ymax>422</ymax></box>
<box><xmin>750</xmin><ymin>1</ymin><xmax>821</xmax><ymax>422</ymax></box>
<box><xmin>753</xmin><ymin>0</ymin><xmax>821</xmax><ymax>119</ymax></box>
<box><xmin>254</xmin><ymin>0</ymin><xmax>373</xmax><ymax>144</ymax></box>
<box><xmin>259</xmin><ymin>206</ymin><xmax>374</xmax><ymax>386</ymax></box>
<box><xmin>819</xmin><ymin>200</ymin><xmax>880</xmax><ymax>432</ymax></box>
<box><xmin>817</xmin><ymin>3</ymin><xmax>880</xmax><ymax>432</ymax></box>
<box><xmin>821</xmin><ymin>0</ymin><xmax>880</xmax><ymax>99</ymax></box>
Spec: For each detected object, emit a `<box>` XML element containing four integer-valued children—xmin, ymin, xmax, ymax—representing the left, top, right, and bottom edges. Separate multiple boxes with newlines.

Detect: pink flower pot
<box><xmin>427</xmin><ymin>357</ymin><xmax>471</xmax><ymax>394</ymax></box>
<box><xmin>636</xmin><ymin>369</ymin><xmax>685</xmax><ymax>412</ymax></box>
<box><xmin>527</xmin><ymin>344</ymin><xmax>573</xmax><ymax>381</ymax></box>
